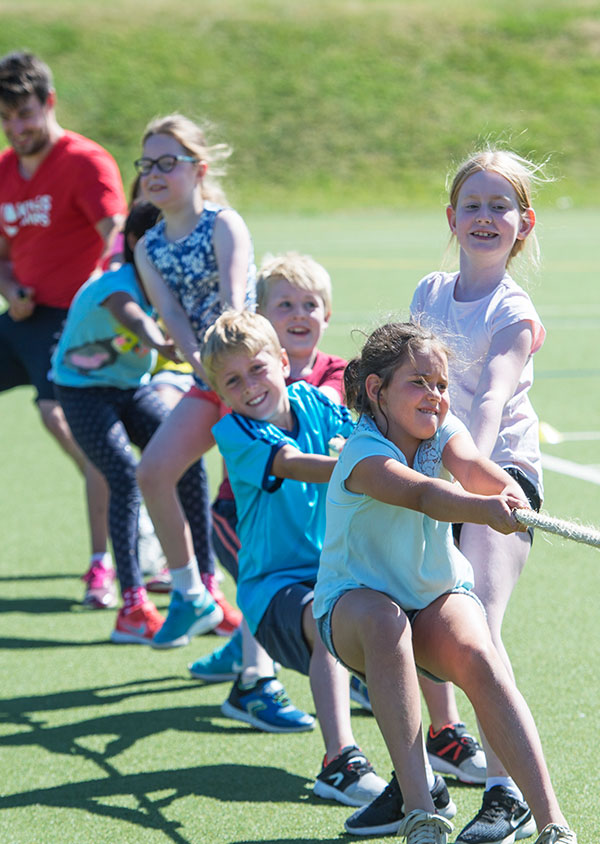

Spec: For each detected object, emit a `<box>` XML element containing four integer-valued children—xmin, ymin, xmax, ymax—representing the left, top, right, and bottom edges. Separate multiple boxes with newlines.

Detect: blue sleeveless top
<box><xmin>144</xmin><ymin>201</ymin><xmax>256</xmax><ymax>344</ymax></box>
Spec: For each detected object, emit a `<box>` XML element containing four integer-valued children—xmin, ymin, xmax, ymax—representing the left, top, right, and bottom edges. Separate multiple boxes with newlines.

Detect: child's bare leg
<box><xmin>460</xmin><ymin>523</ymin><xmax>530</xmax><ymax>778</ymax></box>
<box><xmin>419</xmin><ymin>676</ymin><xmax>461</xmax><ymax>729</ymax></box>
<box><xmin>137</xmin><ymin>396</ymin><xmax>218</xmax><ymax>568</ymax></box>
<box><xmin>331</xmin><ymin>589</ymin><xmax>434</xmax><ymax>814</ymax></box>
<box><xmin>241</xmin><ymin>617</ymin><xmax>277</xmax><ymax>684</ymax></box>
<box><xmin>302</xmin><ymin>602</ymin><xmax>354</xmax><ymax>758</ymax></box>
<box><xmin>413</xmin><ymin>593</ymin><xmax>567</xmax><ymax>830</ymax></box>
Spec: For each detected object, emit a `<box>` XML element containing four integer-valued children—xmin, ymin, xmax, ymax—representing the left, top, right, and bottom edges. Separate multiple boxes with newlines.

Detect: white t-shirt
<box><xmin>313</xmin><ymin>413</ymin><xmax>474</xmax><ymax>621</ymax></box>
<box><xmin>410</xmin><ymin>271</ymin><xmax>545</xmax><ymax>492</ymax></box>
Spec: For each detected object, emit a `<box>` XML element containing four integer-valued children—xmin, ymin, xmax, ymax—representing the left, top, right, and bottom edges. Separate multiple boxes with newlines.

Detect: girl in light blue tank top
<box><xmin>134</xmin><ymin>114</ymin><xmax>256</xmax><ymax>642</ymax></box>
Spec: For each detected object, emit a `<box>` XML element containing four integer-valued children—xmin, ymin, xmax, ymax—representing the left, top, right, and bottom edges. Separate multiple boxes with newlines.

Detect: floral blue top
<box><xmin>144</xmin><ymin>201</ymin><xmax>256</xmax><ymax>387</ymax></box>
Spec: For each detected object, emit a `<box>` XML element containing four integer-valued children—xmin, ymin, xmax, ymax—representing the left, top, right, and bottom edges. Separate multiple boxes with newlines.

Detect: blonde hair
<box><xmin>201</xmin><ymin>310</ymin><xmax>282</xmax><ymax>391</ymax></box>
<box><xmin>257</xmin><ymin>252</ymin><xmax>332</xmax><ymax>316</ymax></box>
<box><xmin>142</xmin><ymin>113</ymin><xmax>231</xmax><ymax>205</ymax></box>
<box><xmin>448</xmin><ymin>147</ymin><xmax>550</xmax><ymax>267</ymax></box>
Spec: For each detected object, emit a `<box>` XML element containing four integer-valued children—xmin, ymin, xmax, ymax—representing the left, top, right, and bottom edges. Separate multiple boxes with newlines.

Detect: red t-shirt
<box><xmin>0</xmin><ymin>131</ymin><xmax>126</xmax><ymax>307</ymax></box>
<box><xmin>217</xmin><ymin>349</ymin><xmax>348</xmax><ymax>500</ymax></box>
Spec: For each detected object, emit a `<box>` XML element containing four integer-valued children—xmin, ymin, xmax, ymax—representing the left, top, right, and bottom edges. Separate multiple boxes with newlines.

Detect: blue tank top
<box><xmin>143</xmin><ymin>201</ymin><xmax>256</xmax><ymax>343</ymax></box>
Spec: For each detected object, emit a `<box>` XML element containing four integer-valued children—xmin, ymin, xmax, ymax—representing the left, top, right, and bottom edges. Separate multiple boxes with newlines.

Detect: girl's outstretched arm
<box><xmin>213</xmin><ymin>209</ymin><xmax>253</xmax><ymax>311</ymax></box>
<box><xmin>442</xmin><ymin>430</ymin><xmax>530</xmax><ymax>507</ymax></box>
<box><xmin>102</xmin><ymin>291</ymin><xmax>179</xmax><ymax>362</ymax></box>
<box><xmin>134</xmin><ymin>238</ymin><xmax>206</xmax><ymax>378</ymax></box>
<box><xmin>348</xmin><ymin>454</ymin><xmax>523</xmax><ymax>535</ymax></box>
<box><xmin>467</xmin><ymin>321</ymin><xmax>533</xmax><ymax>458</ymax></box>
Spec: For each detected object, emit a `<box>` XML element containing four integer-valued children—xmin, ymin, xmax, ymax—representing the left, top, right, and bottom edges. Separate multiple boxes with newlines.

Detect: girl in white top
<box><xmin>410</xmin><ymin>149</ymin><xmax>549</xmax><ymax>843</ymax></box>
<box><xmin>314</xmin><ymin>321</ymin><xmax>575</xmax><ymax>844</ymax></box>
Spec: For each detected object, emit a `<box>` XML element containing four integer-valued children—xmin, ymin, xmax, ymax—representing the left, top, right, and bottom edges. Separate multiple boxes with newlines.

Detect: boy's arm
<box><xmin>102</xmin><ymin>291</ymin><xmax>180</xmax><ymax>362</ymax></box>
<box><xmin>271</xmin><ymin>443</ymin><xmax>337</xmax><ymax>484</ymax></box>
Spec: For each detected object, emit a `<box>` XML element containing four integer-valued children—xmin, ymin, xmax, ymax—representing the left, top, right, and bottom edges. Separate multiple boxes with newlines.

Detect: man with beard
<box><xmin>0</xmin><ymin>50</ymin><xmax>127</xmax><ymax>605</ymax></box>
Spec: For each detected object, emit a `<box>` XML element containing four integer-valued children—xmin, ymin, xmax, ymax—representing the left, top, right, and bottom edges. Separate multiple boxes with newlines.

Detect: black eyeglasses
<box><xmin>134</xmin><ymin>154</ymin><xmax>199</xmax><ymax>175</ymax></box>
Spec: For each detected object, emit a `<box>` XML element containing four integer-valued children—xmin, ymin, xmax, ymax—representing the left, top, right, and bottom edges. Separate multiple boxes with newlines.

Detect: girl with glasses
<box><xmin>134</xmin><ymin>113</ymin><xmax>256</xmax><ymax>648</ymax></box>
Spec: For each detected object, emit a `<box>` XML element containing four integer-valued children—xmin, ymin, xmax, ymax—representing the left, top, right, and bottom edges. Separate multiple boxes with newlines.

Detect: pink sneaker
<box><xmin>110</xmin><ymin>601</ymin><xmax>164</xmax><ymax>644</ymax></box>
<box><xmin>82</xmin><ymin>559</ymin><xmax>117</xmax><ymax>609</ymax></box>
<box><xmin>201</xmin><ymin>572</ymin><xmax>242</xmax><ymax>636</ymax></box>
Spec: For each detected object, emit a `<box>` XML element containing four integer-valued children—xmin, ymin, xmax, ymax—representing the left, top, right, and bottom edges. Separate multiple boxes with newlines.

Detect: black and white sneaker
<box><xmin>426</xmin><ymin>722</ymin><xmax>487</xmax><ymax>785</ymax></box>
<box><xmin>313</xmin><ymin>745</ymin><xmax>387</xmax><ymax>807</ymax></box>
<box><xmin>455</xmin><ymin>785</ymin><xmax>537</xmax><ymax>843</ymax></box>
<box><xmin>345</xmin><ymin>771</ymin><xmax>456</xmax><ymax>836</ymax></box>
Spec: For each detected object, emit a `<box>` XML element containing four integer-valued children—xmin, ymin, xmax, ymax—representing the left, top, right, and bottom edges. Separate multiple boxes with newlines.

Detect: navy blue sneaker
<box><xmin>314</xmin><ymin>745</ymin><xmax>387</xmax><ymax>807</ymax></box>
<box><xmin>345</xmin><ymin>771</ymin><xmax>456</xmax><ymax>835</ymax></box>
<box><xmin>456</xmin><ymin>785</ymin><xmax>537</xmax><ymax>843</ymax></box>
<box><xmin>221</xmin><ymin>676</ymin><xmax>315</xmax><ymax>733</ymax></box>
<box><xmin>151</xmin><ymin>589</ymin><xmax>223</xmax><ymax>649</ymax></box>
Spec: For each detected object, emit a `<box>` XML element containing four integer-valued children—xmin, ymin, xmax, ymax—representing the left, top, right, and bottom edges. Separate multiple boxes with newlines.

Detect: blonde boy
<box><xmin>200</xmin><ymin>310</ymin><xmax>386</xmax><ymax>807</ymax></box>
<box><xmin>189</xmin><ymin>254</ymin><xmax>347</xmax><ymax>732</ymax></box>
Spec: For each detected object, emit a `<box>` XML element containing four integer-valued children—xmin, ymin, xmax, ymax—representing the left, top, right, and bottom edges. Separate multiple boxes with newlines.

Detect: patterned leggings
<box><xmin>56</xmin><ymin>384</ymin><xmax>215</xmax><ymax>593</ymax></box>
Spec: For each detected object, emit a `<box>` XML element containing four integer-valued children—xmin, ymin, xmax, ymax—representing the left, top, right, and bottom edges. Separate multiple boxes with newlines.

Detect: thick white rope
<box><xmin>514</xmin><ymin>508</ymin><xmax>600</xmax><ymax>548</ymax></box>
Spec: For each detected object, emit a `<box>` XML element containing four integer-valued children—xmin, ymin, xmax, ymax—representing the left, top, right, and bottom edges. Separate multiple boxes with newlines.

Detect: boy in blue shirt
<box><xmin>200</xmin><ymin>309</ymin><xmax>386</xmax><ymax>808</ymax></box>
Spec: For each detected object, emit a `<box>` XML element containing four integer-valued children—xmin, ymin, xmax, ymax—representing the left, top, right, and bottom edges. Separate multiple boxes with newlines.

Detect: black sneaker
<box><xmin>455</xmin><ymin>785</ymin><xmax>537</xmax><ymax>844</ymax></box>
<box><xmin>345</xmin><ymin>771</ymin><xmax>457</xmax><ymax>836</ymax></box>
<box><xmin>426</xmin><ymin>722</ymin><xmax>486</xmax><ymax>784</ymax></box>
<box><xmin>313</xmin><ymin>745</ymin><xmax>387</xmax><ymax>807</ymax></box>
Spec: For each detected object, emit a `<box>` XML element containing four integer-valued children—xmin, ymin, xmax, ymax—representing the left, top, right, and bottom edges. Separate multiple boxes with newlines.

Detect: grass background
<box><xmin>2</xmin><ymin>1</ymin><xmax>600</xmax><ymax>210</ymax></box>
<box><xmin>1</xmin><ymin>2</ymin><xmax>600</xmax><ymax>843</ymax></box>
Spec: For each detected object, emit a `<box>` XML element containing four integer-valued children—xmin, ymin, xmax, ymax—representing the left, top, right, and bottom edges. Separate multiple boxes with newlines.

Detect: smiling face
<box><xmin>215</xmin><ymin>347</ymin><xmax>292</xmax><ymax>427</ymax></box>
<box><xmin>0</xmin><ymin>92</ymin><xmax>55</xmax><ymax>159</ymax></box>
<box><xmin>138</xmin><ymin>132</ymin><xmax>204</xmax><ymax>211</ymax></box>
<box><xmin>260</xmin><ymin>278</ymin><xmax>329</xmax><ymax>366</ymax></box>
<box><xmin>447</xmin><ymin>169</ymin><xmax>534</xmax><ymax>270</ymax></box>
<box><xmin>367</xmin><ymin>343</ymin><xmax>450</xmax><ymax>460</ymax></box>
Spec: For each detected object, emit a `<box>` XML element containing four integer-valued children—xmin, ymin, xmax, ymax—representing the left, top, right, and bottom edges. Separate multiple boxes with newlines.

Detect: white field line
<box><xmin>541</xmin><ymin>453</ymin><xmax>600</xmax><ymax>486</ymax></box>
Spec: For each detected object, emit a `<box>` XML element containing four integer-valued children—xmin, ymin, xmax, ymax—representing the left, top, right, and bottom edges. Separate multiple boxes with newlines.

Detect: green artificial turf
<box><xmin>1</xmin><ymin>210</ymin><xmax>599</xmax><ymax>843</ymax></box>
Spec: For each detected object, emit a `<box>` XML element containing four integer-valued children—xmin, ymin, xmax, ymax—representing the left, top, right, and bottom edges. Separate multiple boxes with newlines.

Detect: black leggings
<box><xmin>56</xmin><ymin>384</ymin><xmax>215</xmax><ymax>593</ymax></box>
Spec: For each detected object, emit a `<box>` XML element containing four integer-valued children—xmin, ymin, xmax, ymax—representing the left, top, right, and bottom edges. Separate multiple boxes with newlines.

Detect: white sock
<box><xmin>170</xmin><ymin>558</ymin><xmax>203</xmax><ymax>600</ymax></box>
<box><xmin>90</xmin><ymin>552</ymin><xmax>113</xmax><ymax>569</ymax></box>
<box><xmin>486</xmin><ymin>776</ymin><xmax>523</xmax><ymax>801</ymax></box>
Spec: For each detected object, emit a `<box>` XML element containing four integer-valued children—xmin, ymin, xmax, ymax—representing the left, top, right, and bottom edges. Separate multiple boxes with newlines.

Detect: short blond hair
<box><xmin>257</xmin><ymin>252</ymin><xmax>332</xmax><ymax>316</ymax></box>
<box><xmin>201</xmin><ymin>310</ymin><xmax>282</xmax><ymax>392</ymax></box>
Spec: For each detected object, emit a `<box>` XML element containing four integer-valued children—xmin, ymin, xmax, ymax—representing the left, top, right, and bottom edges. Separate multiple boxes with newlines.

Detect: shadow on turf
<box><xmin>0</xmin><ymin>595</ymin><xmax>80</xmax><ymax>614</ymax></box>
<box><xmin>0</xmin><ymin>763</ymin><xmax>314</xmax><ymax>843</ymax></box>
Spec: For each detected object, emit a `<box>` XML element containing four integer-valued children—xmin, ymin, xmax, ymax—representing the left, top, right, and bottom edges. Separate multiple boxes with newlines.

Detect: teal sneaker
<box><xmin>188</xmin><ymin>629</ymin><xmax>243</xmax><ymax>682</ymax></box>
<box><xmin>221</xmin><ymin>676</ymin><xmax>315</xmax><ymax>733</ymax></box>
<box><xmin>151</xmin><ymin>589</ymin><xmax>223</xmax><ymax>649</ymax></box>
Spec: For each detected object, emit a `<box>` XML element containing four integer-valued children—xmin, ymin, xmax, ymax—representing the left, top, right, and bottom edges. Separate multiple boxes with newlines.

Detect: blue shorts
<box><xmin>316</xmin><ymin>586</ymin><xmax>485</xmax><ymax>684</ymax></box>
<box><xmin>0</xmin><ymin>306</ymin><xmax>67</xmax><ymax>402</ymax></box>
<box><xmin>255</xmin><ymin>581</ymin><xmax>315</xmax><ymax>676</ymax></box>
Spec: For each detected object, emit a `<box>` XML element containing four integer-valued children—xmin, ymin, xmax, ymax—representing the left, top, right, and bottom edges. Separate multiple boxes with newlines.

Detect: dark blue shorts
<box><xmin>0</xmin><ymin>306</ymin><xmax>67</xmax><ymax>402</ymax></box>
<box><xmin>255</xmin><ymin>581</ymin><xmax>315</xmax><ymax>677</ymax></box>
